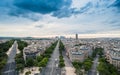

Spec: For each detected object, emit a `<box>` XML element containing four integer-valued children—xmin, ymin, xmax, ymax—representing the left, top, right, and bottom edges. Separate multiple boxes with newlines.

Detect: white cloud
<box><xmin>0</xmin><ymin>0</ymin><xmax>120</xmax><ymax>38</ymax></box>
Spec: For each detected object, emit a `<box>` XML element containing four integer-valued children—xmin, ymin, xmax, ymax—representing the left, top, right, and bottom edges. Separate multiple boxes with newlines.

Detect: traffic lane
<box><xmin>9</xmin><ymin>71</ymin><xmax>16</xmax><ymax>75</ymax></box>
<box><xmin>63</xmin><ymin>50</ymin><xmax>73</xmax><ymax>67</ymax></box>
<box><xmin>64</xmin><ymin>54</ymin><xmax>73</xmax><ymax>67</ymax></box>
<box><xmin>2</xmin><ymin>62</ymin><xmax>16</xmax><ymax>75</ymax></box>
<box><xmin>2</xmin><ymin>41</ymin><xmax>17</xmax><ymax>75</ymax></box>
<box><xmin>2</xmin><ymin>63</ymin><xmax>10</xmax><ymax>72</ymax></box>
<box><xmin>10</xmin><ymin>62</ymin><xmax>16</xmax><ymax>70</ymax></box>
<box><xmin>44</xmin><ymin>67</ymin><xmax>60</xmax><ymax>75</ymax></box>
<box><xmin>42</xmin><ymin>67</ymin><xmax>51</xmax><ymax>75</ymax></box>
<box><xmin>88</xmin><ymin>55</ymin><xmax>99</xmax><ymax>75</ymax></box>
<box><xmin>92</xmin><ymin>56</ymin><xmax>98</xmax><ymax>70</ymax></box>
<box><xmin>7</xmin><ymin>43</ymin><xmax>17</xmax><ymax>63</ymax></box>
<box><xmin>3</xmin><ymin>62</ymin><xmax>15</xmax><ymax>70</ymax></box>
<box><xmin>41</xmin><ymin>41</ymin><xmax>60</xmax><ymax>75</ymax></box>
<box><xmin>88</xmin><ymin>70</ymin><xmax>97</xmax><ymax>75</ymax></box>
<box><xmin>54</xmin><ymin>67</ymin><xmax>61</xmax><ymax>75</ymax></box>
<box><xmin>2</xmin><ymin>72</ymin><xmax>8</xmax><ymax>75</ymax></box>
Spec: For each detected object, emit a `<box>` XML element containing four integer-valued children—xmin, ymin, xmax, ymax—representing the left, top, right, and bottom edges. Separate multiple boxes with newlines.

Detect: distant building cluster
<box><xmin>0</xmin><ymin>40</ymin><xmax>7</xmax><ymax>44</ymax></box>
<box><xmin>62</xmin><ymin>34</ymin><xmax>93</xmax><ymax>62</ymax></box>
<box><xmin>95</xmin><ymin>38</ymin><xmax>120</xmax><ymax>71</ymax></box>
<box><xmin>105</xmin><ymin>40</ymin><xmax>120</xmax><ymax>71</ymax></box>
<box><xmin>62</xmin><ymin>34</ymin><xmax>120</xmax><ymax>71</ymax></box>
<box><xmin>23</xmin><ymin>40</ymin><xmax>55</xmax><ymax>62</ymax></box>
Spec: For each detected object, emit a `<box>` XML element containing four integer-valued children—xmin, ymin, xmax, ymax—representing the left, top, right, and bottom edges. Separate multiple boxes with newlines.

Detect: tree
<box><xmin>38</xmin><ymin>58</ymin><xmax>48</xmax><ymax>67</ymax></box>
<box><xmin>15</xmin><ymin>40</ymin><xmax>28</xmax><ymax>71</ymax></box>
<box><xmin>59</xmin><ymin>62</ymin><xmax>65</xmax><ymax>68</ymax></box>
<box><xmin>84</xmin><ymin>62</ymin><xmax>92</xmax><ymax>71</ymax></box>
<box><xmin>36</xmin><ymin>55</ymin><xmax>43</xmax><ymax>62</ymax></box>
<box><xmin>0</xmin><ymin>40</ymin><xmax>14</xmax><ymax>71</ymax></box>
<box><xmin>17</xmin><ymin>40</ymin><xmax>28</xmax><ymax>51</ymax></box>
<box><xmin>26</xmin><ymin>58</ymin><xmax>34</xmax><ymax>67</ymax></box>
<box><xmin>83</xmin><ymin>58</ymin><xmax>93</xmax><ymax>71</ymax></box>
<box><xmin>97</xmin><ymin>56</ymin><xmax>119</xmax><ymax>75</ymax></box>
<box><xmin>72</xmin><ymin>61</ymin><xmax>82</xmax><ymax>68</ymax></box>
<box><xmin>15</xmin><ymin>58</ymin><xmax>24</xmax><ymax>64</ymax></box>
<box><xmin>33</xmin><ymin>60</ymin><xmax>38</xmax><ymax>66</ymax></box>
<box><xmin>59</xmin><ymin>58</ymin><xmax>64</xmax><ymax>62</ymax></box>
<box><xmin>16</xmin><ymin>64</ymin><xmax>24</xmax><ymax>71</ymax></box>
<box><xmin>25</xmin><ymin>71</ymin><xmax>31</xmax><ymax>75</ymax></box>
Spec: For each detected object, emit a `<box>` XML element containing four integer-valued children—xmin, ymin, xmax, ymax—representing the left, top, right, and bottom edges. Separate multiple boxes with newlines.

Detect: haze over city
<box><xmin>0</xmin><ymin>0</ymin><xmax>120</xmax><ymax>38</ymax></box>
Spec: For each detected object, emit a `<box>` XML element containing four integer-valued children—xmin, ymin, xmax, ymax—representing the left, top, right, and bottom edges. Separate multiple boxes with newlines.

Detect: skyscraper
<box><xmin>75</xmin><ymin>34</ymin><xmax>79</xmax><ymax>45</ymax></box>
<box><xmin>76</xmin><ymin>34</ymin><xmax>78</xmax><ymax>40</ymax></box>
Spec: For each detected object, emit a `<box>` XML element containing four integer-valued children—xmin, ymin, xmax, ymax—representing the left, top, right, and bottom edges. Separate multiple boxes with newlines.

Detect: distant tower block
<box><xmin>75</xmin><ymin>34</ymin><xmax>79</xmax><ymax>45</ymax></box>
<box><xmin>76</xmin><ymin>34</ymin><xmax>78</xmax><ymax>40</ymax></box>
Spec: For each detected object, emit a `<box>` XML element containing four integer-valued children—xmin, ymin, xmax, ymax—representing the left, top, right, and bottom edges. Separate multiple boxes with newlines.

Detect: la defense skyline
<box><xmin>0</xmin><ymin>0</ymin><xmax>120</xmax><ymax>38</ymax></box>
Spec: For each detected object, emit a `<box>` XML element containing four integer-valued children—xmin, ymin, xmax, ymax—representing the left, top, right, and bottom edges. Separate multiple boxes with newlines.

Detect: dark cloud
<box><xmin>2</xmin><ymin>0</ymin><xmax>74</xmax><ymax>19</ymax></box>
<box><xmin>8</xmin><ymin>8</ymin><xmax>41</xmax><ymax>21</ymax></box>
<box><xmin>52</xmin><ymin>2</ymin><xmax>92</xmax><ymax>18</ymax></box>
<box><xmin>0</xmin><ymin>0</ymin><xmax>120</xmax><ymax>20</ymax></box>
<box><xmin>0</xmin><ymin>0</ymin><xmax>94</xmax><ymax>20</ymax></box>
<box><xmin>10</xmin><ymin>0</ymin><xmax>93</xmax><ymax>19</ymax></box>
<box><xmin>113</xmin><ymin>0</ymin><xmax>120</xmax><ymax>8</ymax></box>
<box><xmin>13</xmin><ymin>0</ymin><xmax>72</xmax><ymax>15</ymax></box>
<box><xmin>108</xmin><ymin>0</ymin><xmax>120</xmax><ymax>11</ymax></box>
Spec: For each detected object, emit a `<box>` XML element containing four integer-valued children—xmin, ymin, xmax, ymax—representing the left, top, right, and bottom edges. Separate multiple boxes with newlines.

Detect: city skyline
<box><xmin>0</xmin><ymin>0</ymin><xmax>120</xmax><ymax>38</ymax></box>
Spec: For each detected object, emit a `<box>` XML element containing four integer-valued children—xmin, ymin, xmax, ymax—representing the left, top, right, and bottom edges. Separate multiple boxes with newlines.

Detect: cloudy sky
<box><xmin>0</xmin><ymin>0</ymin><xmax>120</xmax><ymax>38</ymax></box>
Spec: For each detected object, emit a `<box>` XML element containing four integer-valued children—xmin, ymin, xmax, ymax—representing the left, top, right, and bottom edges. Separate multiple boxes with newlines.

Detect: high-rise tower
<box><xmin>76</xmin><ymin>34</ymin><xmax>78</xmax><ymax>40</ymax></box>
<box><xmin>75</xmin><ymin>34</ymin><xmax>79</xmax><ymax>45</ymax></box>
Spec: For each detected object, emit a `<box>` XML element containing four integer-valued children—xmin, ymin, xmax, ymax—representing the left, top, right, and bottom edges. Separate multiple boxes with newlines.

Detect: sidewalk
<box><xmin>63</xmin><ymin>51</ymin><xmax>76</xmax><ymax>75</ymax></box>
<box><xmin>65</xmin><ymin>67</ymin><xmax>76</xmax><ymax>75</ymax></box>
<box><xmin>19</xmin><ymin>67</ymin><xmax>40</xmax><ymax>75</ymax></box>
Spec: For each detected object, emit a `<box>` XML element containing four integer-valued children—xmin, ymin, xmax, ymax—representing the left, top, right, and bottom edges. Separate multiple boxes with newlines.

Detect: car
<box><xmin>56</xmin><ymin>63</ymin><xmax>58</xmax><ymax>67</ymax></box>
<box><xmin>55</xmin><ymin>58</ymin><xmax>58</xmax><ymax>61</ymax></box>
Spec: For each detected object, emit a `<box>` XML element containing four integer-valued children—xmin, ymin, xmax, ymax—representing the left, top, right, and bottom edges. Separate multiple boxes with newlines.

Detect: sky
<box><xmin>0</xmin><ymin>0</ymin><xmax>120</xmax><ymax>38</ymax></box>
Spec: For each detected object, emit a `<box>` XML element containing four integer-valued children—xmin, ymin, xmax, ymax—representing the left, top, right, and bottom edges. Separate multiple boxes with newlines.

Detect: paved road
<box><xmin>63</xmin><ymin>51</ymin><xmax>76</xmax><ymax>75</ymax></box>
<box><xmin>63</xmin><ymin>51</ymin><xmax>73</xmax><ymax>67</ymax></box>
<box><xmin>88</xmin><ymin>55</ymin><xmax>99</xmax><ymax>75</ymax></box>
<box><xmin>40</xmin><ymin>41</ymin><xmax>61</xmax><ymax>75</ymax></box>
<box><xmin>2</xmin><ymin>41</ymin><xmax>17</xmax><ymax>75</ymax></box>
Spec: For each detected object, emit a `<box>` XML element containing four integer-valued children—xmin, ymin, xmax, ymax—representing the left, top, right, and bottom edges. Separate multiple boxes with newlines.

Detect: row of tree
<box><xmin>92</xmin><ymin>47</ymin><xmax>104</xmax><ymax>58</ymax></box>
<box><xmin>72</xmin><ymin>57</ymin><xmax>93</xmax><ymax>75</ymax></box>
<box><xmin>15</xmin><ymin>40</ymin><xmax>28</xmax><ymax>71</ymax></box>
<box><xmin>59</xmin><ymin>40</ymin><xmax>65</xmax><ymax>68</ymax></box>
<box><xmin>97</xmin><ymin>49</ymin><xmax>119</xmax><ymax>75</ymax></box>
<box><xmin>92</xmin><ymin>47</ymin><xmax>119</xmax><ymax>75</ymax></box>
<box><xmin>72</xmin><ymin>47</ymin><xmax>102</xmax><ymax>75</ymax></box>
<box><xmin>38</xmin><ymin>41</ymin><xmax>58</xmax><ymax>68</ymax></box>
<box><xmin>0</xmin><ymin>40</ymin><xmax>14</xmax><ymax>73</ymax></box>
<box><xmin>97</xmin><ymin>57</ymin><xmax>119</xmax><ymax>75</ymax></box>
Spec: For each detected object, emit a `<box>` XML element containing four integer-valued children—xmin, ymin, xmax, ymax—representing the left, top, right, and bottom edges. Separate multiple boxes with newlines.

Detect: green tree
<box><xmin>36</xmin><ymin>55</ymin><xmax>43</xmax><ymax>62</ymax></box>
<box><xmin>0</xmin><ymin>40</ymin><xmax>14</xmax><ymax>72</ymax></box>
<box><xmin>38</xmin><ymin>58</ymin><xmax>48</xmax><ymax>67</ymax></box>
<box><xmin>59</xmin><ymin>62</ymin><xmax>65</xmax><ymax>68</ymax></box>
<box><xmin>16</xmin><ymin>64</ymin><xmax>24</xmax><ymax>71</ymax></box>
<box><xmin>25</xmin><ymin>71</ymin><xmax>31</xmax><ymax>75</ymax></box>
<box><xmin>26</xmin><ymin>58</ymin><xmax>34</xmax><ymax>67</ymax></box>
<box><xmin>84</xmin><ymin>62</ymin><xmax>92</xmax><ymax>71</ymax></box>
<box><xmin>15</xmin><ymin>58</ymin><xmax>24</xmax><ymax>64</ymax></box>
<box><xmin>97</xmin><ymin>56</ymin><xmax>119</xmax><ymax>75</ymax></box>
